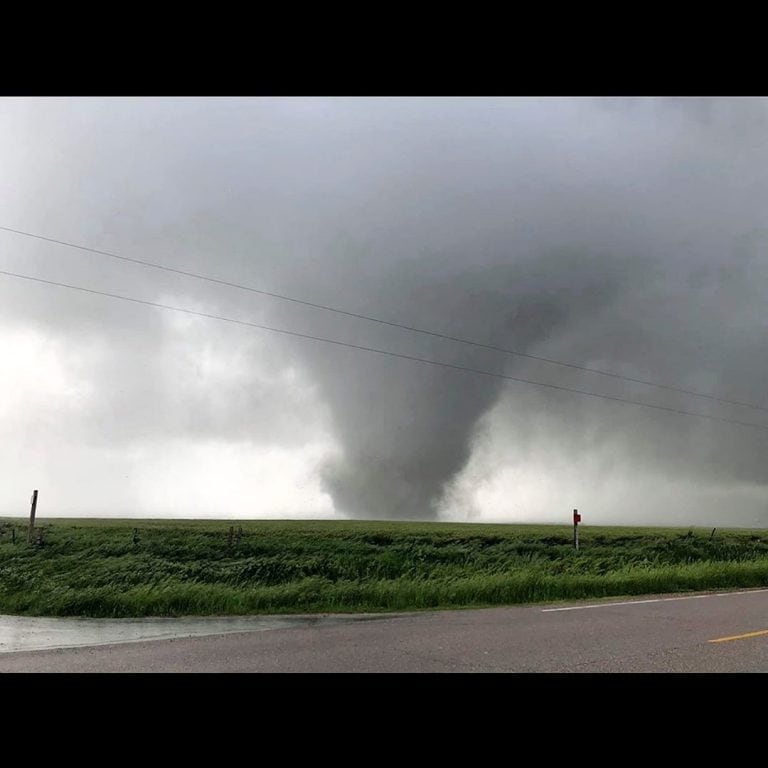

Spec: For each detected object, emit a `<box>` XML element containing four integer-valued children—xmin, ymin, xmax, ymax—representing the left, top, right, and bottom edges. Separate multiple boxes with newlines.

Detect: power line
<box><xmin>1</xmin><ymin>224</ymin><xmax>764</xmax><ymax>415</ymax></box>
<box><xmin>2</xmin><ymin>267</ymin><xmax>768</xmax><ymax>435</ymax></box>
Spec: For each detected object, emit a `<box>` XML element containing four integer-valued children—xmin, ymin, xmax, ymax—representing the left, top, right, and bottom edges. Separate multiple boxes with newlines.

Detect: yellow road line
<box><xmin>709</xmin><ymin>628</ymin><xmax>768</xmax><ymax>644</ymax></box>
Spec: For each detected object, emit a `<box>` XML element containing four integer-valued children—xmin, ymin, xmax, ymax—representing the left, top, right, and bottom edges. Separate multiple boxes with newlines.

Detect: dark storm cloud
<box><xmin>1</xmin><ymin>97</ymin><xmax>767</xmax><ymax>521</ymax></box>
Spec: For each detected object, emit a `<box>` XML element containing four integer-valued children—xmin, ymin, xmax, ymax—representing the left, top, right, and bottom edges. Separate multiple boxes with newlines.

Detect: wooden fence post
<box><xmin>27</xmin><ymin>490</ymin><xmax>38</xmax><ymax>544</ymax></box>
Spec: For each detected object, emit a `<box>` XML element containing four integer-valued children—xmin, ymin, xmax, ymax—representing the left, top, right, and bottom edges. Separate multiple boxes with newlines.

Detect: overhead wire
<box><xmin>1</xmin><ymin>224</ymin><xmax>765</xmax><ymax>414</ymax></box>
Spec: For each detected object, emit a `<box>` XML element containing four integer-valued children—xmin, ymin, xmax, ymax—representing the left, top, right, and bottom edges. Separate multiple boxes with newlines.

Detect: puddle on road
<box><xmin>0</xmin><ymin>613</ymin><xmax>386</xmax><ymax>654</ymax></box>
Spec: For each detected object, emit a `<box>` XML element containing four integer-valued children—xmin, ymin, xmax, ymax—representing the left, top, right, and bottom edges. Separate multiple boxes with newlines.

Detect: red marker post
<box><xmin>573</xmin><ymin>508</ymin><xmax>581</xmax><ymax>551</ymax></box>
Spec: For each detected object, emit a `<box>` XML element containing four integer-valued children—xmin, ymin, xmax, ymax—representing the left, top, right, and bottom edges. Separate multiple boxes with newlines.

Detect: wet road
<box><xmin>1</xmin><ymin>588</ymin><xmax>767</xmax><ymax>672</ymax></box>
<box><xmin>0</xmin><ymin>612</ymin><xmax>381</xmax><ymax>654</ymax></box>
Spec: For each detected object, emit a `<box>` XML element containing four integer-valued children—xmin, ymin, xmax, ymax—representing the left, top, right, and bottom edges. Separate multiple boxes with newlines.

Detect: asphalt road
<box><xmin>1</xmin><ymin>588</ymin><xmax>767</xmax><ymax>672</ymax></box>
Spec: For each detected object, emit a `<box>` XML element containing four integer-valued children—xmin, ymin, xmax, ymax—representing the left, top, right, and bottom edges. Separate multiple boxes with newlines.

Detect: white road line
<box><xmin>542</xmin><ymin>588</ymin><xmax>768</xmax><ymax>612</ymax></box>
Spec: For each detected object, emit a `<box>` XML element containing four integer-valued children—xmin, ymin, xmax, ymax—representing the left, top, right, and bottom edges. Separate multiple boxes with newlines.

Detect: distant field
<box><xmin>0</xmin><ymin>519</ymin><xmax>767</xmax><ymax>617</ymax></box>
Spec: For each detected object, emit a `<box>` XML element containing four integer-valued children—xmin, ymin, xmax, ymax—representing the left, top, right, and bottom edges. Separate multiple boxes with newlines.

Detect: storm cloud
<box><xmin>1</xmin><ymin>97</ymin><xmax>767</xmax><ymax>524</ymax></box>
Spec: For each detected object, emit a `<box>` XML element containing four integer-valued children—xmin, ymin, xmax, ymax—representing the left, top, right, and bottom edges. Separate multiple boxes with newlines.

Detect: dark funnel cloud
<box><xmin>287</xmin><ymin>248</ymin><xmax>628</xmax><ymax>519</ymax></box>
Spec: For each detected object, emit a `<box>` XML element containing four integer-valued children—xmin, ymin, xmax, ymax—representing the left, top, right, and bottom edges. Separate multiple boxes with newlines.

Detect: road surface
<box><xmin>1</xmin><ymin>588</ymin><xmax>767</xmax><ymax>672</ymax></box>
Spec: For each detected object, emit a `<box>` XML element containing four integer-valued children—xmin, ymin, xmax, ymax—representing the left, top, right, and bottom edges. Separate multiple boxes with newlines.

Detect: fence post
<box><xmin>27</xmin><ymin>490</ymin><xmax>38</xmax><ymax>544</ymax></box>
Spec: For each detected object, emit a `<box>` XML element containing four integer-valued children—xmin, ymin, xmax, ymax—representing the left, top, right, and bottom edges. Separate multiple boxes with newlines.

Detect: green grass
<box><xmin>0</xmin><ymin>518</ymin><xmax>767</xmax><ymax>617</ymax></box>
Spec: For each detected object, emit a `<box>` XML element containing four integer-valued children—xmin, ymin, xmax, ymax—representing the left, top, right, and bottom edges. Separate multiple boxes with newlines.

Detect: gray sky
<box><xmin>1</xmin><ymin>97</ymin><xmax>767</xmax><ymax>525</ymax></box>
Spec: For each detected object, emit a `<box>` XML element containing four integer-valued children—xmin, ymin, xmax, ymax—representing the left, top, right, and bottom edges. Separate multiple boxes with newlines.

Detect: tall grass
<box><xmin>0</xmin><ymin>519</ymin><xmax>766</xmax><ymax>617</ymax></box>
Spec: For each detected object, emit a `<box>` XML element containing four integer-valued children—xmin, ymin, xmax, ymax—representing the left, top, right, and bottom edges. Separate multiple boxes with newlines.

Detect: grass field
<box><xmin>0</xmin><ymin>518</ymin><xmax>767</xmax><ymax>617</ymax></box>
